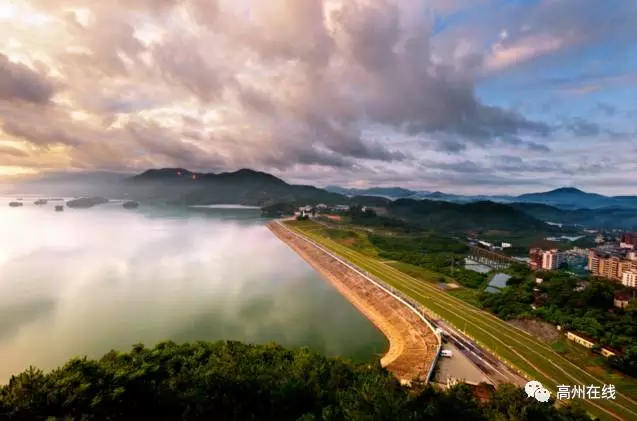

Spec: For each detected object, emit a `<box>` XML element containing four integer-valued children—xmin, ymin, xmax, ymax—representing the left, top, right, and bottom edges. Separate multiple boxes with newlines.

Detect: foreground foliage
<box><xmin>0</xmin><ymin>341</ymin><xmax>593</xmax><ymax>421</ymax></box>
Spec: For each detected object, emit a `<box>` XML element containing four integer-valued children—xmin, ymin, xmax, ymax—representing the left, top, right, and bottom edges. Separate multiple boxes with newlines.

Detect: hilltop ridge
<box><xmin>6</xmin><ymin>167</ymin><xmax>637</xmax><ymax>229</ymax></box>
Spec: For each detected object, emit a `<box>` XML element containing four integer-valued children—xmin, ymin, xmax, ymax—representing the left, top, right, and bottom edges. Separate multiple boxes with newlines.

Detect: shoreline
<box><xmin>268</xmin><ymin>221</ymin><xmax>439</xmax><ymax>383</ymax></box>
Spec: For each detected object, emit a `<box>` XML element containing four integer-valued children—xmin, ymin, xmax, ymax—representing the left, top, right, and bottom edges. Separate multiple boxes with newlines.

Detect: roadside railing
<box><xmin>275</xmin><ymin>221</ymin><xmax>442</xmax><ymax>383</ymax></box>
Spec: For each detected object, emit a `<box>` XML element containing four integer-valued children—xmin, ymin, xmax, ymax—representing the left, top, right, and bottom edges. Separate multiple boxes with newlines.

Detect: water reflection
<box><xmin>0</xmin><ymin>198</ymin><xmax>387</xmax><ymax>383</ymax></box>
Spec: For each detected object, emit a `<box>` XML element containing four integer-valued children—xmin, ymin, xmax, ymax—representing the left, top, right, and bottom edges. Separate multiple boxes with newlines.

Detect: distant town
<box><xmin>292</xmin><ymin>202</ymin><xmax>637</xmax><ymax>362</ymax></box>
<box><xmin>526</xmin><ymin>233</ymin><xmax>637</xmax><ymax>293</ymax></box>
<box><xmin>296</xmin><ymin>202</ymin><xmax>637</xmax><ymax>284</ymax></box>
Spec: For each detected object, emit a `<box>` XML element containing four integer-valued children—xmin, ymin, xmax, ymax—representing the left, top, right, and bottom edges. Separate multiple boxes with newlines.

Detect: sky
<box><xmin>0</xmin><ymin>0</ymin><xmax>636</xmax><ymax>194</ymax></box>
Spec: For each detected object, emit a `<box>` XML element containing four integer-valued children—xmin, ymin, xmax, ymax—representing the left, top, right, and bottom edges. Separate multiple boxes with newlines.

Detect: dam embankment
<box><xmin>268</xmin><ymin>221</ymin><xmax>440</xmax><ymax>383</ymax></box>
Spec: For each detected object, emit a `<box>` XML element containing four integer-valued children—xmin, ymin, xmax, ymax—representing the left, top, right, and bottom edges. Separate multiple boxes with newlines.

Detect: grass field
<box><xmin>386</xmin><ymin>261</ymin><xmax>451</xmax><ymax>283</ymax></box>
<box><xmin>446</xmin><ymin>288</ymin><xmax>483</xmax><ymax>308</ymax></box>
<box><xmin>283</xmin><ymin>220</ymin><xmax>637</xmax><ymax>421</ymax></box>
<box><xmin>555</xmin><ymin>340</ymin><xmax>637</xmax><ymax>399</ymax></box>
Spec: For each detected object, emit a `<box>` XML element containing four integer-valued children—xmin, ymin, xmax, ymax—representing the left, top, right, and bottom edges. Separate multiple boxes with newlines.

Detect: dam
<box><xmin>268</xmin><ymin>221</ymin><xmax>440</xmax><ymax>383</ymax></box>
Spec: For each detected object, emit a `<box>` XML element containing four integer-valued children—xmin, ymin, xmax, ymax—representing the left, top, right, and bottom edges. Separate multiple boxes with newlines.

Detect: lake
<box><xmin>0</xmin><ymin>197</ymin><xmax>388</xmax><ymax>383</ymax></box>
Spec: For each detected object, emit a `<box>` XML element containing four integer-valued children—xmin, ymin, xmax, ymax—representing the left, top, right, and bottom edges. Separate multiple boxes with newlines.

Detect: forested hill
<box><xmin>7</xmin><ymin>168</ymin><xmax>348</xmax><ymax>207</ymax></box>
<box><xmin>509</xmin><ymin>202</ymin><xmax>637</xmax><ymax>230</ymax></box>
<box><xmin>0</xmin><ymin>341</ymin><xmax>591</xmax><ymax>421</ymax></box>
<box><xmin>125</xmin><ymin>168</ymin><xmax>347</xmax><ymax>206</ymax></box>
<box><xmin>385</xmin><ymin>199</ymin><xmax>555</xmax><ymax>233</ymax></box>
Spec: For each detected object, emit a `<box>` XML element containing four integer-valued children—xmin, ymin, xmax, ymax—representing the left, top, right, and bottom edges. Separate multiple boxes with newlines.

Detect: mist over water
<box><xmin>0</xmin><ymin>198</ymin><xmax>387</xmax><ymax>383</ymax></box>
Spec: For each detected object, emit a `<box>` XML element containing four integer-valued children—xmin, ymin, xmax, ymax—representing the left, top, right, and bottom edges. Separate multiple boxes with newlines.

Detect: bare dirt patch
<box><xmin>341</xmin><ymin>238</ymin><xmax>357</xmax><ymax>247</ymax></box>
<box><xmin>508</xmin><ymin>318</ymin><xmax>560</xmax><ymax>343</ymax></box>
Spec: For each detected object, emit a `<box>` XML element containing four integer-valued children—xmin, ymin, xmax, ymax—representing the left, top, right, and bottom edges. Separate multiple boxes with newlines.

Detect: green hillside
<box><xmin>126</xmin><ymin>168</ymin><xmax>348</xmax><ymax>206</ymax></box>
<box><xmin>0</xmin><ymin>341</ymin><xmax>592</xmax><ymax>421</ymax></box>
<box><xmin>386</xmin><ymin>199</ymin><xmax>555</xmax><ymax>233</ymax></box>
<box><xmin>510</xmin><ymin>203</ymin><xmax>637</xmax><ymax>230</ymax></box>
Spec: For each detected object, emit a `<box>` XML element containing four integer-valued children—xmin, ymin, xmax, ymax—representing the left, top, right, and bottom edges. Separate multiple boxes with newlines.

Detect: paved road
<box><xmin>436</xmin><ymin>320</ymin><xmax>528</xmax><ymax>387</ymax></box>
<box><xmin>434</xmin><ymin>342</ymin><xmax>492</xmax><ymax>386</ymax></box>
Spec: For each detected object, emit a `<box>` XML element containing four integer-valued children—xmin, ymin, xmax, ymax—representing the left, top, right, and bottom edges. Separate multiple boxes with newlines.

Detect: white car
<box><xmin>440</xmin><ymin>350</ymin><xmax>453</xmax><ymax>358</ymax></box>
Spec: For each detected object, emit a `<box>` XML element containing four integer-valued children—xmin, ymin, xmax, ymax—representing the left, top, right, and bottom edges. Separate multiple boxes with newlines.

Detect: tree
<box><xmin>0</xmin><ymin>341</ymin><xmax>593</xmax><ymax>421</ymax></box>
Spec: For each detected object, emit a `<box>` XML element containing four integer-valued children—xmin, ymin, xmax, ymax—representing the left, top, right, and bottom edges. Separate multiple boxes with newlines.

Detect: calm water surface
<box><xmin>0</xmin><ymin>197</ymin><xmax>387</xmax><ymax>383</ymax></box>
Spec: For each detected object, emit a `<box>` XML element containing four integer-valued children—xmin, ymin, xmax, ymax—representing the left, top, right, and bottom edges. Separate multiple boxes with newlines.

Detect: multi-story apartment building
<box><xmin>529</xmin><ymin>248</ymin><xmax>543</xmax><ymax>269</ymax></box>
<box><xmin>588</xmin><ymin>250</ymin><xmax>637</xmax><ymax>281</ymax></box>
<box><xmin>620</xmin><ymin>232</ymin><xmax>637</xmax><ymax>250</ymax></box>
<box><xmin>622</xmin><ymin>270</ymin><xmax>637</xmax><ymax>288</ymax></box>
<box><xmin>529</xmin><ymin>248</ymin><xmax>567</xmax><ymax>271</ymax></box>
<box><xmin>541</xmin><ymin>249</ymin><xmax>563</xmax><ymax>270</ymax></box>
<box><xmin>588</xmin><ymin>250</ymin><xmax>600</xmax><ymax>273</ymax></box>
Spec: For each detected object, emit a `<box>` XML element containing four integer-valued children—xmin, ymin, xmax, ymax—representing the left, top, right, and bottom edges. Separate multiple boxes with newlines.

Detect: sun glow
<box><xmin>0</xmin><ymin>3</ymin><xmax>18</xmax><ymax>21</ymax></box>
<box><xmin>0</xmin><ymin>166</ymin><xmax>37</xmax><ymax>177</ymax></box>
<box><xmin>0</xmin><ymin>1</ymin><xmax>53</xmax><ymax>27</ymax></box>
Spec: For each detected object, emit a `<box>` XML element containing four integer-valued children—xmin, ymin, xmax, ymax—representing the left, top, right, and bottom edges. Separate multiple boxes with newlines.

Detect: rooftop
<box><xmin>614</xmin><ymin>292</ymin><xmax>632</xmax><ymax>301</ymax></box>
<box><xmin>567</xmin><ymin>331</ymin><xmax>597</xmax><ymax>344</ymax></box>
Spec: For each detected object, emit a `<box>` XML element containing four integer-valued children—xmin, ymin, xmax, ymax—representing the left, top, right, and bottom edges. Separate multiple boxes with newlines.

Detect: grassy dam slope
<box><xmin>281</xmin><ymin>219</ymin><xmax>637</xmax><ymax>421</ymax></box>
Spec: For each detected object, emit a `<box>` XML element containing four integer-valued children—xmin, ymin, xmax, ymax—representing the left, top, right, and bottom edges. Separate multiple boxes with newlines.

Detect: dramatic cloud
<box><xmin>0</xmin><ymin>53</ymin><xmax>56</xmax><ymax>103</ymax></box>
<box><xmin>0</xmin><ymin>0</ymin><xmax>635</xmax><ymax>193</ymax></box>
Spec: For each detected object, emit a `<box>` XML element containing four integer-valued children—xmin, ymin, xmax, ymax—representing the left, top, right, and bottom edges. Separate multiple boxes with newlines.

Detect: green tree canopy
<box><xmin>0</xmin><ymin>341</ymin><xmax>593</xmax><ymax>421</ymax></box>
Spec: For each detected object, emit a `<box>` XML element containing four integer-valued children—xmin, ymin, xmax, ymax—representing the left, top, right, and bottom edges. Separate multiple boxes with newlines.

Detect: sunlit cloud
<box><xmin>485</xmin><ymin>34</ymin><xmax>566</xmax><ymax>72</ymax></box>
<box><xmin>0</xmin><ymin>0</ymin><xmax>635</xmax><ymax>193</ymax></box>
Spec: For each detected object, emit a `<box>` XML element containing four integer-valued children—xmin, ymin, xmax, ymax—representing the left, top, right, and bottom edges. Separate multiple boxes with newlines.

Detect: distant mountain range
<box><xmin>324</xmin><ymin>186</ymin><xmax>420</xmax><ymax>199</ymax></box>
<box><xmin>4</xmin><ymin>168</ymin><xmax>344</xmax><ymax>207</ymax></box>
<box><xmin>5</xmin><ymin>169</ymin><xmax>637</xmax><ymax>230</ymax></box>
<box><xmin>325</xmin><ymin>185</ymin><xmax>637</xmax><ymax>210</ymax></box>
<box><xmin>126</xmin><ymin>168</ymin><xmax>347</xmax><ymax>206</ymax></box>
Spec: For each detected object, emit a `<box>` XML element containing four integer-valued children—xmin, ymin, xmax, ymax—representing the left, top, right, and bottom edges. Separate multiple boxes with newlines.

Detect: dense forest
<box><xmin>345</xmin><ymin>206</ymin><xmax>417</xmax><ymax>232</ymax></box>
<box><xmin>478</xmin><ymin>265</ymin><xmax>637</xmax><ymax>376</ymax></box>
<box><xmin>0</xmin><ymin>341</ymin><xmax>593</xmax><ymax>421</ymax></box>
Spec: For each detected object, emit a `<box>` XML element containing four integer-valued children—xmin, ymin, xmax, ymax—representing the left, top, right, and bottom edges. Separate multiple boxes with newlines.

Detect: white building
<box><xmin>622</xmin><ymin>270</ymin><xmax>637</xmax><ymax>288</ymax></box>
<box><xmin>541</xmin><ymin>249</ymin><xmax>563</xmax><ymax>270</ymax></box>
<box><xmin>501</xmin><ymin>242</ymin><xmax>512</xmax><ymax>248</ymax></box>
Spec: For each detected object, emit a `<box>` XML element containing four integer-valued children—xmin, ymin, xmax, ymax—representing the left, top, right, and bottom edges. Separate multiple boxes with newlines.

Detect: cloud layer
<box><xmin>0</xmin><ymin>0</ymin><xmax>635</xmax><ymax>193</ymax></box>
